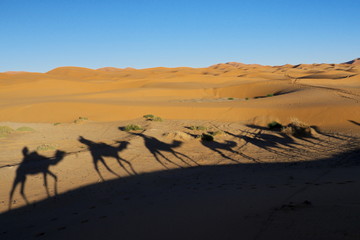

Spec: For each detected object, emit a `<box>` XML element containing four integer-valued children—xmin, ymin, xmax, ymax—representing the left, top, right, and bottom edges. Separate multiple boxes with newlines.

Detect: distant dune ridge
<box><xmin>0</xmin><ymin>58</ymin><xmax>359</xmax><ymax>130</ymax></box>
<box><xmin>342</xmin><ymin>58</ymin><xmax>360</xmax><ymax>65</ymax></box>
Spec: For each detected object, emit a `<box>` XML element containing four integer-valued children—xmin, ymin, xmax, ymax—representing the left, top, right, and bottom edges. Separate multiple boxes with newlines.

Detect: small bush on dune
<box><xmin>189</xmin><ymin>125</ymin><xmax>207</xmax><ymax>131</ymax></box>
<box><xmin>143</xmin><ymin>114</ymin><xmax>155</xmax><ymax>120</ymax></box>
<box><xmin>207</xmin><ymin>130</ymin><xmax>225</xmax><ymax>137</ymax></box>
<box><xmin>143</xmin><ymin>114</ymin><xmax>163</xmax><ymax>122</ymax></box>
<box><xmin>74</xmin><ymin>117</ymin><xmax>89</xmax><ymax>124</ymax></box>
<box><xmin>281</xmin><ymin>119</ymin><xmax>312</xmax><ymax>137</ymax></box>
<box><xmin>36</xmin><ymin>144</ymin><xmax>57</xmax><ymax>151</ymax></box>
<box><xmin>122</xmin><ymin>124</ymin><xmax>143</xmax><ymax>132</ymax></box>
<box><xmin>0</xmin><ymin>126</ymin><xmax>14</xmax><ymax>137</ymax></box>
<box><xmin>16</xmin><ymin>126</ymin><xmax>35</xmax><ymax>132</ymax></box>
<box><xmin>266</xmin><ymin>94</ymin><xmax>274</xmax><ymax>97</ymax></box>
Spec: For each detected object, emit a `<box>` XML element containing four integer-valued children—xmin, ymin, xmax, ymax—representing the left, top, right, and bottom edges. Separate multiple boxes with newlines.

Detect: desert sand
<box><xmin>0</xmin><ymin>61</ymin><xmax>360</xmax><ymax>239</ymax></box>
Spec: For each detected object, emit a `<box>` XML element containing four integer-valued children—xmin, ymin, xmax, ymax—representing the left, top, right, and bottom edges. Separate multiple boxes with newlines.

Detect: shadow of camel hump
<box><xmin>200</xmin><ymin>139</ymin><xmax>257</xmax><ymax>163</ymax></box>
<box><xmin>9</xmin><ymin>147</ymin><xmax>66</xmax><ymax>209</ymax></box>
<box><xmin>125</xmin><ymin>130</ymin><xmax>197</xmax><ymax>169</ymax></box>
<box><xmin>78</xmin><ymin>136</ymin><xmax>136</xmax><ymax>181</ymax></box>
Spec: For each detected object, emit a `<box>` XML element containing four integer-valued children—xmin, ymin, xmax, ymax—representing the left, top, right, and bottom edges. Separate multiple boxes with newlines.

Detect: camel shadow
<box><xmin>124</xmin><ymin>130</ymin><xmax>196</xmax><ymax>169</ymax></box>
<box><xmin>78</xmin><ymin>136</ymin><xmax>136</xmax><ymax>181</ymax></box>
<box><xmin>9</xmin><ymin>147</ymin><xmax>66</xmax><ymax>209</ymax></box>
<box><xmin>200</xmin><ymin>139</ymin><xmax>257</xmax><ymax>163</ymax></box>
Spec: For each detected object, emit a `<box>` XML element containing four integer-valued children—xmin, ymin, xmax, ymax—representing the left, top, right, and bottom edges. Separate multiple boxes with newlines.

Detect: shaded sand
<box><xmin>0</xmin><ymin>118</ymin><xmax>360</xmax><ymax>239</ymax></box>
<box><xmin>1</xmin><ymin>61</ymin><xmax>360</xmax><ymax>239</ymax></box>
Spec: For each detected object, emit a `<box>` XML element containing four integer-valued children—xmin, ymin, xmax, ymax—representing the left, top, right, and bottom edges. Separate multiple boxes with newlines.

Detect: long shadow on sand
<box><xmin>9</xmin><ymin>147</ymin><xmax>66</xmax><ymax>210</ymax></box>
<box><xmin>1</xmin><ymin>147</ymin><xmax>359</xmax><ymax>240</ymax></box>
<box><xmin>349</xmin><ymin>120</ymin><xmax>360</xmax><ymax>127</ymax></box>
<box><xmin>200</xmin><ymin>139</ymin><xmax>257</xmax><ymax>163</ymax></box>
<box><xmin>78</xmin><ymin>136</ymin><xmax>136</xmax><ymax>181</ymax></box>
<box><xmin>123</xmin><ymin>130</ymin><xmax>197</xmax><ymax>169</ymax></box>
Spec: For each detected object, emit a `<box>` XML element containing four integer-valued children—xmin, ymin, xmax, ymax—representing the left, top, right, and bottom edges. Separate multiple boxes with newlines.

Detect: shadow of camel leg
<box><xmin>47</xmin><ymin>170</ymin><xmax>58</xmax><ymax>195</ymax></box>
<box><xmin>173</xmin><ymin>151</ymin><xmax>199</xmax><ymax>166</ymax></box>
<box><xmin>43</xmin><ymin>173</ymin><xmax>51</xmax><ymax>197</ymax></box>
<box><xmin>100</xmin><ymin>158</ymin><xmax>120</xmax><ymax>178</ymax></box>
<box><xmin>117</xmin><ymin>157</ymin><xmax>137</xmax><ymax>175</ymax></box>
<box><xmin>156</xmin><ymin>151</ymin><xmax>183</xmax><ymax>168</ymax></box>
<box><xmin>94</xmin><ymin>161</ymin><xmax>105</xmax><ymax>181</ymax></box>
<box><xmin>152</xmin><ymin>151</ymin><xmax>169</xmax><ymax>169</ymax></box>
<box><xmin>20</xmin><ymin>181</ymin><xmax>29</xmax><ymax>205</ymax></box>
<box><xmin>8</xmin><ymin>180</ymin><xmax>20</xmax><ymax>210</ymax></box>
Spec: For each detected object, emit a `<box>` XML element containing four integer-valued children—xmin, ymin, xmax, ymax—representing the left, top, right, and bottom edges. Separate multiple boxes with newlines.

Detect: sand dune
<box><xmin>1</xmin><ymin>61</ymin><xmax>359</xmax><ymax>130</ymax></box>
<box><xmin>0</xmin><ymin>60</ymin><xmax>360</xmax><ymax>239</ymax></box>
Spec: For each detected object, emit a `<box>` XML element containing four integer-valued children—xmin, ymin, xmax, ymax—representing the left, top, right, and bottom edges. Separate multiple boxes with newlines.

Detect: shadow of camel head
<box><xmin>78</xmin><ymin>136</ymin><xmax>92</xmax><ymax>145</ymax></box>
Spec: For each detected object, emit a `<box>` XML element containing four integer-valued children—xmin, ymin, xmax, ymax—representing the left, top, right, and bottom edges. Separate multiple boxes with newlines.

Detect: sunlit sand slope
<box><xmin>1</xmin><ymin>61</ymin><xmax>359</xmax><ymax>130</ymax></box>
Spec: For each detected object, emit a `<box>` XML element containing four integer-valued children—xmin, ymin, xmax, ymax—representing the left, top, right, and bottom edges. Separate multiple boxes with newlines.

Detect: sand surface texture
<box><xmin>0</xmin><ymin>62</ymin><xmax>360</xmax><ymax>239</ymax></box>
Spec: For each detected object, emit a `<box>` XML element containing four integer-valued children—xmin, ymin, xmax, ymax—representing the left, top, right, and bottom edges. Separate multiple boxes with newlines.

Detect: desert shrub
<box><xmin>16</xmin><ymin>126</ymin><xmax>35</xmax><ymax>132</ymax></box>
<box><xmin>207</xmin><ymin>130</ymin><xmax>224</xmax><ymax>137</ymax></box>
<box><xmin>123</xmin><ymin>124</ymin><xmax>143</xmax><ymax>132</ymax></box>
<box><xmin>201</xmin><ymin>133</ymin><xmax>214</xmax><ymax>141</ymax></box>
<box><xmin>268</xmin><ymin>121</ymin><xmax>283</xmax><ymax>130</ymax></box>
<box><xmin>0</xmin><ymin>126</ymin><xmax>14</xmax><ymax>137</ymax></box>
<box><xmin>36</xmin><ymin>144</ymin><xmax>57</xmax><ymax>151</ymax></box>
<box><xmin>281</xmin><ymin>119</ymin><xmax>312</xmax><ymax>137</ymax></box>
<box><xmin>189</xmin><ymin>125</ymin><xmax>207</xmax><ymax>131</ymax></box>
<box><xmin>228</xmin><ymin>97</ymin><xmax>234</xmax><ymax>100</ymax></box>
<box><xmin>266</xmin><ymin>94</ymin><xmax>274</xmax><ymax>97</ymax></box>
<box><xmin>153</xmin><ymin>116</ymin><xmax>163</xmax><ymax>122</ymax></box>
<box><xmin>143</xmin><ymin>114</ymin><xmax>155</xmax><ymax>120</ymax></box>
<box><xmin>54</xmin><ymin>122</ymin><xmax>61</xmax><ymax>126</ymax></box>
<box><xmin>143</xmin><ymin>114</ymin><xmax>163</xmax><ymax>122</ymax></box>
<box><xmin>74</xmin><ymin>117</ymin><xmax>88</xmax><ymax>124</ymax></box>
<box><xmin>245</xmin><ymin>97</ymin><xmax>249</xmax><ymax>100</ymax></box>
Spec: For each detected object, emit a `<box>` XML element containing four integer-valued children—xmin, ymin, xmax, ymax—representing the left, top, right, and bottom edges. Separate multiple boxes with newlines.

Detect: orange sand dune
<box><xmin>1</xmin><ymin>61</ymin><xmax>360</xmax><ymax>131</ymax></box>
<box><xmin>1</xmin><ymin>60</ymin><xmax>360</xmax><ymax>239</ymax></box>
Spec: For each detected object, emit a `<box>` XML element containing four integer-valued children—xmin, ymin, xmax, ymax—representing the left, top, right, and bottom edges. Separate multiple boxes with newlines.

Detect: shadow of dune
<box><xmin>78</xmin><ymin>136</ymin><xmax>136</xmax><ymax>181</ymax></box>
<box><xmin>1</xmin><ymin>147</ymin><xmax>360</xmax><ymax>240</ymax></box>
<box><xmin>9</xmin><ymin>147</ymin><xmax>66</xmax><ymax>210</ymax></box>
<box><xmin>123</xmin><ymin>130</ymin><xmax>196</xmax><ymax>168</ymax></box>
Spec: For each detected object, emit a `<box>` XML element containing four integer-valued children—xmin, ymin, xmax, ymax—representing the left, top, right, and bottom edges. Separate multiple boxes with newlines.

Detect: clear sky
<box><xmin>1</xmin><ymin>0</ymin><xmax>360</xmax><ymax>72</ymax></box>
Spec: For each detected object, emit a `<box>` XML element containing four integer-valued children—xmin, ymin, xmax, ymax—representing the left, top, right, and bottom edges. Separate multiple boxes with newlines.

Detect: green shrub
<box><xmin>74</xmin><ymin>117</ymin><xmax>88</xmax><ymax>124</ymax></box>
<box><xmin>16</xmin><ymin>126</ymin><xmax>35</xmax><ymax>132</ymax></box>
<box><xmin>189</xmin><ymin>125</ymin><xmax>207</xmax><ymax>131</ymax></box>
<box><xmin>268</xmin><ymin>121</ymin><xmax>283</xmax><ymax>130</ymax></box>
<box><xmin>245</xmin><ymin>97</ymin><xmax>249</xmax><ymax>100</ymax></box>
<box><xmin>281</xmin><ymin>120</ymin><xmax>312</xmax><ymax>137</ymax></box>
<box><xmin>228</xmin><ymin>97</ymin><xmax>234</xmax><ymax>100</ymax></box>
<box><xmin>123</xmin><ymin>124</ymin><xmax>143</xmax><ymax>132</ymax></box>
<box><xmin>143</xmin><ymin>114</ymin><xmax>163</xmax><ymax>122</ymax></box>
<box><xmin>36</xmin><ymin>144</ymin><xmax>57</xmax><ymax>151</ymax></box>
<box><xmin>266</xmin><ymin>94</ymin><xmax>274</xmax><ymax>97</ymax></box>
<box><xmin>207</xmin><ymin>130</ymin><xmax>224</xmax><ymax>137</ymax></box>
<box><xmin>54</xmin><ymin>122</ymin><xmax>61</xmax><ymax>126</ymax></box>
<box><xmin>0</xmin><ymin>126</ymin><xmax>14</xmax><ymax>137</ymax></box>
<box><xmin>143</xmin><ymin>114</ymin><xmax>155</xmax><ymax>120</ymax></box>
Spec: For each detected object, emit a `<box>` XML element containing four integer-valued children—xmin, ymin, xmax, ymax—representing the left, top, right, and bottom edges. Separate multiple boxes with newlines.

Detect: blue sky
<box><xmin>1</xmin><ymin>0</ymin><xmax>360</xmax><ymax>72</ymax></box>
